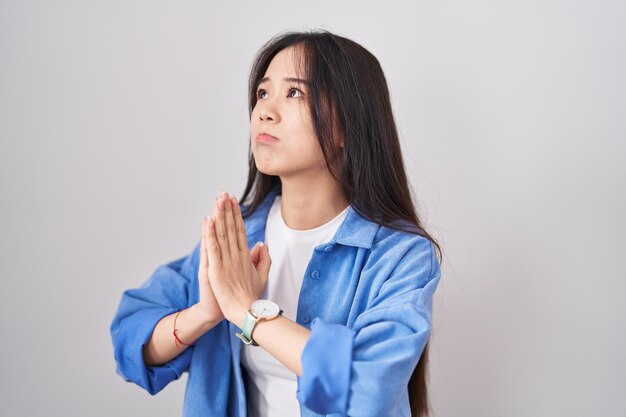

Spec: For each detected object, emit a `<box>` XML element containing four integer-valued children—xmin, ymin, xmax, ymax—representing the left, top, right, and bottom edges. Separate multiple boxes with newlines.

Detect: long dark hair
<box><xmin>239</xmin><ymin>29</ymin><xmax>443</xmax><ymax>416</ymax></box>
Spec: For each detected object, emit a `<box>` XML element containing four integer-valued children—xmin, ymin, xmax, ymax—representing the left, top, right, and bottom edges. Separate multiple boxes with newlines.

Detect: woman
<box><xmin>110</xmin><ymin>29</ymin><xmax>443</xmax><ymax>417</ymax></box>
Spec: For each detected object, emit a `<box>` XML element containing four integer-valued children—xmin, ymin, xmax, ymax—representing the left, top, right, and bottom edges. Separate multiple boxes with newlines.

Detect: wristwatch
<box><xmin>235</xmin><ymin>299</ymin><xmax>283</xmax><ymax>346</ymax></box>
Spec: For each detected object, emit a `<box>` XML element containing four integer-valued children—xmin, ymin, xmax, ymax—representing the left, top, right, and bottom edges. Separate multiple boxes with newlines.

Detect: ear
<box><xmin>337</xmin><ymin>131</ymin><xmax>345</xmax><ymax>149</ymax></box>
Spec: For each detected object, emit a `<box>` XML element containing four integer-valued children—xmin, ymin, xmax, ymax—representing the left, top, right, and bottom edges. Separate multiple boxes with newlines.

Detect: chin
<box><xmin>256</xmin><ymin>168</ymin><xmax>279</xmax><ymax>176</ymax></box>
<box><xmin>254</xmin><ymin>161</ymin><xmax>281</xmax><ymax>177</ymax></box>
<box><xmin>253</xmin><ymin>150</ymin><xmax>286</xmax><ymax>176</ymax></box>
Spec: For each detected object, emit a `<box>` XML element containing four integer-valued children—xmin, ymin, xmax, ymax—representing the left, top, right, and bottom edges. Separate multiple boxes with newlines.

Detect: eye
<box><xmin>288</xmin><ymin>87</ymin><xmax>303</xmax><ymax>98</ymax></box>
<box><xmin>256</xmin><ymin>88</ymin><xmax>268</xmax><ymax>99</ymax></box>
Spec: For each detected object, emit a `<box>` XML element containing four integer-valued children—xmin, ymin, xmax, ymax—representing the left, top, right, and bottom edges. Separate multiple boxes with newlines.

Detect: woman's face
<box><xmin>250</xmin><ymin>45</ymin><xmax>328</xmax><ymax>178</ymax></box>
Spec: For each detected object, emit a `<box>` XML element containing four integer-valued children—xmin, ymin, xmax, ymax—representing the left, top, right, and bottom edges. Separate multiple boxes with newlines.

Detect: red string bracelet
<box><xmin>173</xmin><ymin>308</ymin><xmax>193</xmax><ymax>349</ymax></box>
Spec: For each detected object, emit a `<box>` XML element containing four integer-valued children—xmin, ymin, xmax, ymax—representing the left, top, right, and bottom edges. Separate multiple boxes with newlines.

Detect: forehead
<box><xmin>263</xmin><ymin>45</ymin><xmax>306</xmax><ymax>79</ymax></box>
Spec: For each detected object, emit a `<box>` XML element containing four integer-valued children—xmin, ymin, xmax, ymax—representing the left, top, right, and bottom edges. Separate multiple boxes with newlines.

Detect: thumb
<box><xmin>250</xmin><ymin>242</ymin><xmax>261</xmax><ymax>268</ymax></box>
<box><xmin>258</xmin><ymin>242</ymin><xmax>271</xmax><ymax>277</ymax></box>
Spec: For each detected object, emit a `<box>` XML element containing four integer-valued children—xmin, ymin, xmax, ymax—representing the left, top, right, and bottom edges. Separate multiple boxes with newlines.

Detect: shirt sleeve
<box><xmin>109</xmin><ymin>242</ymin><xmax>200</xmax><ymax>395</ymax></box>
<box><xmin>296</xmin><ymin>237</ymin><xmax>441</xmax><ymax>416</ymax></box>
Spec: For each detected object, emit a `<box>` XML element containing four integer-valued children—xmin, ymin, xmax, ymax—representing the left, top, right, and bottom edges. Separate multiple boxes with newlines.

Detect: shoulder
<box><xmin>338</xmin><ymin>206</ymin><xmax>438</xmax><ymax>281</ymax></box>
<box><xmin>372</xmin><ymin>224</ymin><xmax>435</xmax><ymax>261</ymax></box>
<box><xmin>367</xmin><ymin>224</ymin><xmax>439</xmax><ymax>286</ymax></box>
<box><xmin>351</xmin><ymin>224</ymin><xmax>440</xmax><ymax>315</ymax></box>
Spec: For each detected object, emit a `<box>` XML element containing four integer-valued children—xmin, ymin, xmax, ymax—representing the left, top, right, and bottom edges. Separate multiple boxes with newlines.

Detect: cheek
<box><xmin>290</xmin><ymin>112</ymin><xmax>325</xmax><ymax>163</ymax></box>
<box><xmin>296</xmin><ymin>135</ymin><xmax>327</xmax><ymax>168</ymax></box>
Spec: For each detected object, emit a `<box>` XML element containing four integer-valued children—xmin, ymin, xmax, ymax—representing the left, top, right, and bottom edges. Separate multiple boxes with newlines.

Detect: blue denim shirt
<box><xmin>110</xmin><ymin>183</ymin><xmax>441</xmax><ymax>417</ymax></box>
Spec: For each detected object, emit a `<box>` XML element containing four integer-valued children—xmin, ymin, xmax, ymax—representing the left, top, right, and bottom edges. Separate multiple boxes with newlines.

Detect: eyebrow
<box><xmin>257</xmin><ymin>77</ymin><xmax>311</xmax><ymax>88</ymax></box>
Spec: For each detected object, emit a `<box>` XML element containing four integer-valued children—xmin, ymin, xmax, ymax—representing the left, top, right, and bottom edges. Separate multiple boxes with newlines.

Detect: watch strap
<box><xmin>235</xmin><ymin>311</ymin><xmax>259</xmax><ymax>346</ymax></box>
<box><xmin>235</xmin><ymin>304</ymin><xmax>285</xmax><ymax>347</ymax></box>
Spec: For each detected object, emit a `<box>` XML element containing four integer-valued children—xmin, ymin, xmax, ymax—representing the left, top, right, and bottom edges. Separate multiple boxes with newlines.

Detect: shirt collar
<box><xmin>243</xmin><ymin>183</ymin><xmax>380</xmax><ymax>250</ymax></box>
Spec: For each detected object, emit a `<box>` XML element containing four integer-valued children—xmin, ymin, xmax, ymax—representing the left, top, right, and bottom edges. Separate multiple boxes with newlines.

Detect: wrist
<box><xmin>233</xmin><ymin>299</ymin><xmax>284</xmax><ymax>347</ymax></box>
<box><xmin>225</xmin><ymin>299</ymin><xmax>255</xmax><ymax>329</ymax></box>
<box><xmin>189</xmin><ymin>304</ymin><xmax>222</xmax><ymax>330</ymax></box>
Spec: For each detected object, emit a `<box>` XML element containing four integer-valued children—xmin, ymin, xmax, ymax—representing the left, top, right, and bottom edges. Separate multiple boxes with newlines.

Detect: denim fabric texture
<box><xmin>110</xmin><ymin>183</ymin><xmax>441</xmax><ymax>417</ymax></box>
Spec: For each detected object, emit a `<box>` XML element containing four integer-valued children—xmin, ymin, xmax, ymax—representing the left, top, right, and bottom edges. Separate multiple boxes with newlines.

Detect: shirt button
<box><xmin>324</xmin><ymin>245</ymin><xmax>333</xmax><ymax>252</ymax></box>
<box><xmin>302</xmin><ymin>315</ymin><xmax>310</xmax><ymax>324</ymax></box>
<box><xmin>311</xmin><ymin>270</ymin><xmax>319</xmax><ymax>279</ymax></box>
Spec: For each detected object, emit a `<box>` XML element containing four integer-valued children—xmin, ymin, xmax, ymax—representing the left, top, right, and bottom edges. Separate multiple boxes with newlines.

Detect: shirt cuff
<box><xmin>112</xmin><ymin>307</ymin><xmax>193</xmax><ymax>395</ymax></box>
<box><xmin>296</xmin><ymin>317</ymin><xmax>356</xmax><ymax>414</ymax></box>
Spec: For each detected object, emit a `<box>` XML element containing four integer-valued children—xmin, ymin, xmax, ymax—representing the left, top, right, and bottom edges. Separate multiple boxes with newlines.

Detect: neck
<box><xmin>278</xmin><ymin>170</ymin><xmax>349</xmax><ymax>230</ymax></box>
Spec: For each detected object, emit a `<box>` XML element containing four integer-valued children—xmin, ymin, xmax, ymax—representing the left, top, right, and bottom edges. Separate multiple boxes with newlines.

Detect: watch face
<box><xmin>251</xmin><ymin>299</ymin><xmax>280</xmax><ymax>319</ymax></box>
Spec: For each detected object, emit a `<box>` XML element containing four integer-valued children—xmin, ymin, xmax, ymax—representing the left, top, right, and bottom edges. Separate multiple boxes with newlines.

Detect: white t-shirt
<box><xmin>240</xmin><ymin>195</ymin><xmax>350</xmax><ymax>417</ymax></box>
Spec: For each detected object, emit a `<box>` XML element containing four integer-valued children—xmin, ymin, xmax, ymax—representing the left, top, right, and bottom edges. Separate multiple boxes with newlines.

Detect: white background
<box><xmin>1</xmin><ymin>1</ymin><xmax>624</xmax><ymax>416</ymax></box>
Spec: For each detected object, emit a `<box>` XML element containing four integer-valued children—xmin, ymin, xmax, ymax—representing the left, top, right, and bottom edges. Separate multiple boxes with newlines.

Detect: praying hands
<box><xmin>197</xmin><ymin>191</ymin><xmax>271</xmax><ymax>328</ymax></box>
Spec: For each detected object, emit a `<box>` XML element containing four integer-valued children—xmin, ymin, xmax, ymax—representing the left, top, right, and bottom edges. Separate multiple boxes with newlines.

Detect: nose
<box><xmin>259</xmin><ymin>110</ymin><xmax>273</xmax><ymax>121</ymax></box>
<box><xmin>257</xmin><ymin>102</ymin><xmax>279</xmax><ymax>123</ymax></box>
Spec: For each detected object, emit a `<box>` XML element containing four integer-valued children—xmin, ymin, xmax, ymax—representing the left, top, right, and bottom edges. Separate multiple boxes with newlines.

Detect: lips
<box><xmin>256</xmin><ymin>133</ymin><xmax>279</xmax><ymax>143</ymax></box>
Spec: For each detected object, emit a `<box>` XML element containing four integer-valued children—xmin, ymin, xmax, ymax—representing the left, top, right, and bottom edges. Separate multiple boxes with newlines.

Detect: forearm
<box><xmin>142</xmin><ymin>304</ymin><xmax>220</xmax><ymax>366</ymax></box>
<box><xmin>232</xmin><ymin>311</ymin><xmax>311</xmax><ymax>376</ymax></box>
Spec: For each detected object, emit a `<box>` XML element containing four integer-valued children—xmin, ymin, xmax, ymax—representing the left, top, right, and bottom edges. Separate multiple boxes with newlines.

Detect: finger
<box><xmin>199</xmin><ymin>217</ymin><xmax>210</xmax><ymax>282</ymax></box>
<box><xmin>231</xmin><ymin>196</ymin><xmax>251</xmax><ymax>262</ymax></box>
<box><xmin>206</xmin><ymin>214</ymin><xmax>222</xmax><ymax>268</ymax></box>
<box><xmin>200</xmin><ymin>217</ymin><xmax>208</xmax><ymax>268</ymax></box>
<box><xmin>223</xmin><ymin>194</ymin><xmax>240</xmax><ymax>261</ymax></box>
<box><xmin>250</xmin><ymin>242</ymin><xmax>261</xmax><ymax>267</ymax></box>
<box><xmin>214</xmin><ymin>194</ymin><xmax>231</xmax><ymax>261</ymax></box>
<box><xmin>259</xmin><ymin>242</ymin><xmax>271</xmax><ymax>278</ymax></box>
